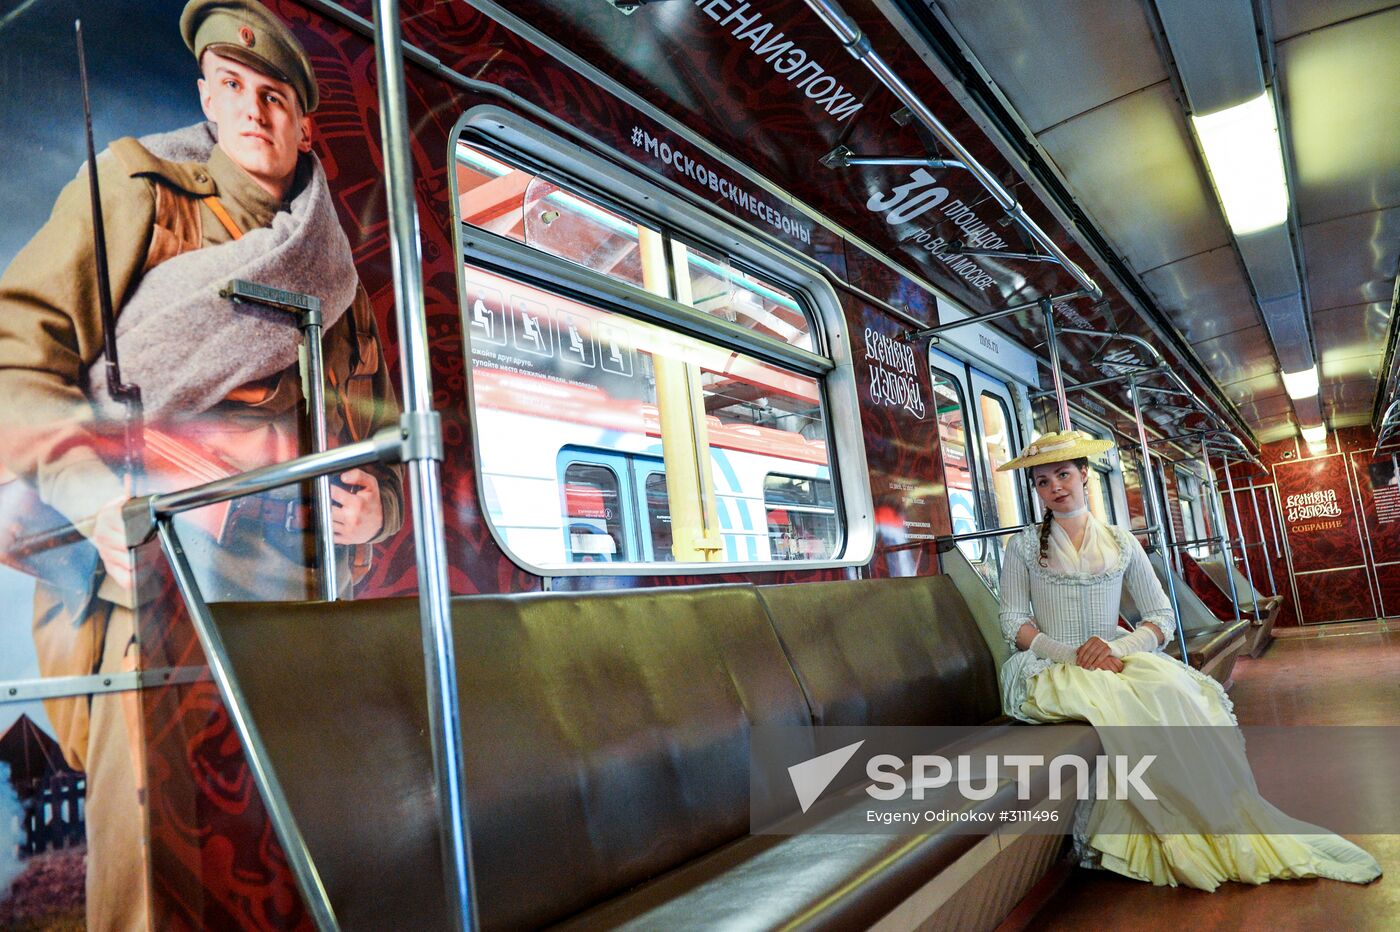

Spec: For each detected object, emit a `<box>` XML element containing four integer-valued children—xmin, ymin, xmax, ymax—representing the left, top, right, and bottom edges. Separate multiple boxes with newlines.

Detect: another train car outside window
<box><xmin>454</xmin><ymin>140</ymin><xmax>844</xmax><ymax>570</ymax></box>
<box><xmin>561</xmin><ymin>462</ymin><xmax>627</xmax><ymax>561</ymax></box>
<box><xmin>671</xmin><ymin>240</ymin><xmax>814</xmax><ymax>351</ymax></box>
<box><xmin>763</xmin><ymin>474</ymin><xmax>839</xmax><ymax>560</ymax></box>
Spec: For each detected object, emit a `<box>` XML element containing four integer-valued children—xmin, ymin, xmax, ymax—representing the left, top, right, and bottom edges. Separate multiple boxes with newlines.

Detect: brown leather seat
<box><xmin>1189</xmin><ymin>554</ymin><xmax>1282</xmax><ymax>657</ymax></box>
<box><xmin>756</xmin><ymin>575</ymin><xmax>1004</xmax><ymax>731</ymax></box>
<box><xmin>1164</xmin><ymin>619</ymin><xmax>1252</xmax><ymax>668</ymax></box>
<box><xmin>1135</xmin><ymin>554</ymin><xmax>1250</xmax><ymax>678</ymax></box>
<box><xmin>557</xmin><ymin>723</ymin><xmax>1100</xmax><ymax>930</ymax></box>
<box><xmin>211</xmin><ymin>575</ymin><xmax>1090</xmax><ymax>931</ymax></box>
<box><xmin>213</xmin><ymin>583</ymin><xmax>814</xmax><ymax>931</ymax></box>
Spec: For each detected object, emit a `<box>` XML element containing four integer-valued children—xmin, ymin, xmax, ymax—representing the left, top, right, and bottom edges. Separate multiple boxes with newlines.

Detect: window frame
<box><xmin>449</xmin><ymin>106</ymin><xmax>874</xmax><ymax>577</ymax></box>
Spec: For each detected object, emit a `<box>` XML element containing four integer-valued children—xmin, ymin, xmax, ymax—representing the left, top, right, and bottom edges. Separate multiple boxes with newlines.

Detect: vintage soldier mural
<box><xmin>0</xmin><ymin>1</ymin><xmax>403</xmax><ymax>927</ymax></box>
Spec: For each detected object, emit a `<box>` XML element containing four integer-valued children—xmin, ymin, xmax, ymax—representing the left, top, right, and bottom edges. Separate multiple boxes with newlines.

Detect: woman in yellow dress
<box><xmin>996</xmin><ymin>429</ymin><xmax>1381</xmax><ymax>891</ymax></box>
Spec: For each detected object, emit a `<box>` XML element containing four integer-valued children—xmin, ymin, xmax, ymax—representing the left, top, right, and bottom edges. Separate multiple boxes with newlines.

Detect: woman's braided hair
<box><xmin>1035</xmin><ymin>456</ymin><xmax>1091</xmax><ymax>567</ymax></box>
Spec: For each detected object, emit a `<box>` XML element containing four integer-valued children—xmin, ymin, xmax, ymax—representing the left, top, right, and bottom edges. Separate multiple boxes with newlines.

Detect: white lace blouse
<box><xmin>996</xmin><ymin>518</ymin><xmax>1178</xmax><ymax>721</ymax></box>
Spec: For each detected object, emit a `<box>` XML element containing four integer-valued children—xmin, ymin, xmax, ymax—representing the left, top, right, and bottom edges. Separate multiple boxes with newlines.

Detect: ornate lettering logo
<box><xmin>863</xmin><ymin>327</ymin><xmax>925</xmax><ymax>419</ymax></box>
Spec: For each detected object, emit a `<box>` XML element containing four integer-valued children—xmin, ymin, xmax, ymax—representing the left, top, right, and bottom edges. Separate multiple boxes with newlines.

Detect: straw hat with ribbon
<box><xmin>996</xmin><ymin>429</ymin><xmax>1114</xmax><ymax>472</ymax></box>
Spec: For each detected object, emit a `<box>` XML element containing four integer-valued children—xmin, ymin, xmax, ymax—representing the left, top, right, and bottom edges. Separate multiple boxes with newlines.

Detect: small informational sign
<box><xmin>1367</xmin><ymin>455</ymin><xmax>1400</xmax><ymax>526</ymax></box>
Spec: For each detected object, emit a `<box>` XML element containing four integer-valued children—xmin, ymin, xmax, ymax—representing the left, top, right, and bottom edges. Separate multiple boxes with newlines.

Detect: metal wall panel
<box><xmin>931</xmin><ymin>0</ymin><xmax>1169</xmax><ymax>133</ymax></box>
<box><xmin>1322</xmin><ymin>378</ymin><xmax>1381</xmax><ymax>412</ymax></box>
<box><xmin>1278</xmin><ymin>7</ymin><xmax>1400</xmax><ymax>224</ymax></box>
<box><xmin>1038</xmin><ymin>82</ymin><xmax>1231</xmax><ymax>272</ymax></box>
<box><xmin>1269</xmin><ymin>0</ymin><xmax>1397</xmax><ymax>42</ymax></box>
<box><xmin>1314</xmin><ymin>303</ymin><xmax>1392</xmax><ymax>377</ymax></box>
<box><xmin>1300</xmin><ymin>205</ymin><xmax>1400</xmax><ymax>311</ymax></box>
<box><xmin>1190</xmin><ymin>325</ymin><xmax>1281</xmax><ymax>385</ymax></box>
<box><xmin>1222</xmin><ymin>371</ymin><xmax>1289</xmax><ymax>405</ymax></box>
<box><xmin>1139</xmin><ymin>245</ymin><xmax>1259</xmax><ymax>342</ymax></box>
<box><xmin>1235</xmin><ymin>392</ymin><xmax>1296</xmax><ymax>424</ymax></box>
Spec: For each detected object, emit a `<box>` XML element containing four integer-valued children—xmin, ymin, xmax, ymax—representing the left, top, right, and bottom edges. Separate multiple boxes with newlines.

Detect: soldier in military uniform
<box><xmin>0</xmin><ymin>2</ymin><xmax>403</xmax><ymax>928</ymax></box>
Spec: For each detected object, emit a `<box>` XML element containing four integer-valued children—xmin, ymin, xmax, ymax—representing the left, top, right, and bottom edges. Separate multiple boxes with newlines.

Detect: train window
<box><xmin>1176</xmin><ymin>468</ymin><xmax>1209</xmax><ymax>557</ymax></box>
<box><xmin>931</xmin><ymin>370</ymin><xmax>983</xmax><ymax>562</ymax></box>
<box><xmin>978</xmin><ymin>392</ymin><xmax>1026</xmax><ymax>529</ymax></box>
<box><xmin>456</xmin><ymin>143</ymin><xmax>652</xmax><ymax>290</ymax></box>
<box><xmin>642</xmin><ymin>472</ymin><xmax>674</xmax><ymax>562</ymax></box>
<box><xmin>1087</xmin><ymin>464</ymin><xmax>1116</xmax><ymax>525</ymax></box>
<box><xmin>562</xmin><ymin>462</ymin><xmax>627</xmax><ymax>562</ymax></box>
<box><xmin>764</xmin><ymin>474</ymin><xmax>839</xmax><ymax>560</ymax></box>
<box><xmin>672</xmin><ymin>241</ymin><xmax>814</xmax><ymax>351</ymax></box>
<box><xmin>452</xmin><ymin>127</ymin><xmax>864</xmax><ymax>572</ymax></box>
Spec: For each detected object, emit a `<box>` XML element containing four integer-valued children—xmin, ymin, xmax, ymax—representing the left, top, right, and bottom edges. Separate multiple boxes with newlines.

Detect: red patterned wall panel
<box><xmin>1272</xmin><ymin>453</ymin><xmax>1377</xmax><ymax>624</ymax></box>
<box><xmin>1292</xmin><ymin>567</ymin><xmax>1379</xmax><ymax>625</ymax></box>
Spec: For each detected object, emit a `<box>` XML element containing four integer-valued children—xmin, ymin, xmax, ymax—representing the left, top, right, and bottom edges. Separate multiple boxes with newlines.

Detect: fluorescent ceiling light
<box><xmin>1300</xmin><ymin>424</ymin><xmax>1327</xmax><ymax>444</ymax></box>
<box><xmin>1192</xmin><ymin>93</ymin><xmax>1290</xmax><ymax>235</ymax></box>
<box><xmin>1281</xmin><ymin>365</ymin><xmax>1319</xmax><ymax>400</ymax></box>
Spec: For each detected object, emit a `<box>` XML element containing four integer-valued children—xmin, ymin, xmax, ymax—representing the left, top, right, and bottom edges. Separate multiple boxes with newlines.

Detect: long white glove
<box><xmin>1029</xmin><ymin>632</ymin><xmax>1079</xmax><ymax>664</ymax></box>
<box><xmin>1108</xmin><ymin>625</ymin><xmax>1162</xmax><ymax>657</ymax></box>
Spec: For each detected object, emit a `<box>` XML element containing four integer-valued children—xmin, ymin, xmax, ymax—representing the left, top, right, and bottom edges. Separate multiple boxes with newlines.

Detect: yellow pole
<box><xmin>638</xmin><ymin>232</ymin><xmax>723</xmax><ymax>561</ymax></box>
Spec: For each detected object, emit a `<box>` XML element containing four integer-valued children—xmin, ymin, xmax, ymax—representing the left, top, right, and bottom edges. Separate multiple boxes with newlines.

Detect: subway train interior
<box><xmin>0</xmin><ymin>0</ymin><xmax>1397</xmax><ymax>929</ymax></box>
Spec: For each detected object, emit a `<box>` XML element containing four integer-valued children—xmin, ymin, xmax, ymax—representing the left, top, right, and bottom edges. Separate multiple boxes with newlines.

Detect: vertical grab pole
<box><xmin>370</xmin><ymin>2</ymin><xmax>476</xmax><ymax>929</ymax></box>
<box><xmin>1128</xmin><ymin>377</ymin><xmax>1187</xmax><ymax>662</ymax></box>
<box><xmin>1249</xmin><ymin>486</ymin><xmax>1278</xmax><ymax>596</ymax></box>
<box><xmin>1040</xmin><ymin>298</ymin><xmax>1072</xmax><ymax>432</ymax></box>
<box><xmin>1200</xmin><ymin>436</ymin><xmax>1242</xmax><ymax>623</ymax></box>
<box><xmin>298</xmin><ymin>310</ymin><xmax>338</xmax><ymax>601</ymax></box>
<box><xmin>1221</xmin><ymin>455</ymin><xmax>1259</xmax><ymax>615</ymax></box>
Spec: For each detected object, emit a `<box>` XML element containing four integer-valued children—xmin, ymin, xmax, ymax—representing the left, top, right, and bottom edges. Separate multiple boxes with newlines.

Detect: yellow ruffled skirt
<box><xmin>1022</xmin><ymin>651</ymin><xmax>1382</xmax><ymax>891</ymax></box>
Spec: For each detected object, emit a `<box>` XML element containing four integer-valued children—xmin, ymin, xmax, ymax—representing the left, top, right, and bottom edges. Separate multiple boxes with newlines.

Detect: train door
<box><xmin>558</xmin><ymin>449</ymin><xmax>641</xmax><ymax>562</ymax></box>
<box><xmin>968</xmin><ymin>367</ymin><xmax>1030</xmax><ymax>534</ymax></box>
<box><xmin>629</xmin><ymin>456</ymin><xmax>673</xmax><ymax>562</ymax></box>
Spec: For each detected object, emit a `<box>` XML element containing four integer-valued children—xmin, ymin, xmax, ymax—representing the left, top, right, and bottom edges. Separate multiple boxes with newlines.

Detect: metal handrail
<box><xmin>125</xmin><ymin>428</ymin><xmax>403</xmax><ymax>535</ymax></box>
<box><xmin>1057</xmin><ymin>329</ymin><xmax>1257</xmax><ymax>458</ymax></box>
<box><xmin>371</xmin><ymin>0</ymin><xmax>477</xmax><ymax>927</ymax></box>
<box><xmin>122</xmin><ymin>429</ymin><xmax>412</xmax><ymax>932</ymax></box>
<box><xmin>903</xmin><ymin>291</ymin><xmax>1085</xmax><ymax>342</ymax></box>
<box><xmin>1168</xmin><ymin>535</ymin><xmax>1223</xmax><ymax>550</ymax></box>
<box><xmin>802</xmin><ymin>0</ymin><xmax>1102</xmax><ymax>302</ymax></box>
<box><xmin>935</xmin><ymin>523</ymin><xmax>1031</xmax><ymax>547</ymax></box>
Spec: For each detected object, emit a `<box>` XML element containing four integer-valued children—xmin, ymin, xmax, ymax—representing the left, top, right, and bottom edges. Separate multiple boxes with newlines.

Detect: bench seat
<box><xmin>210</xmin><ymin>574</ymin><xmax>1096</xmax><ymax>931</ymax></box>
<box><xmin>1130</xmin><ymin>554</ymin><xmax>1250</xmax><ymax>687</ymax></box>
<box><xmin>558</xmin><ymin>723</ymin><xmax>1100</xmax><ymax>931</ymax></box>
<box><xmin>1188</xmin><ymin>554</ymin><xmax>1282</xmax><ymax>657</ymax></box>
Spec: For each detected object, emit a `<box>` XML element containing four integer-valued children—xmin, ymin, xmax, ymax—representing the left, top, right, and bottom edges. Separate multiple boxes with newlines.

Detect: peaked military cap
<box><xmin>181</xmin><ymin>0</ymin><xmax>319</xmax><ymax>112</ymax></box>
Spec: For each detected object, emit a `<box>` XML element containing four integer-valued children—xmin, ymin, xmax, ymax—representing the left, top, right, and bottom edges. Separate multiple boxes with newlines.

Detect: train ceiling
<box><xmin>899</xmin><ymin>0</ymin><xmax>1400</xmax><ymax>444</ymax></box>
<box><xmin>449</xmin><ymin>0</ymin><xmax>1398</xmax><ymax>450</ymax></box>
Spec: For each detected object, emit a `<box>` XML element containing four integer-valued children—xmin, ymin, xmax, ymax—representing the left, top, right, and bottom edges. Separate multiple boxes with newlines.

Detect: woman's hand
<box><xmin>1087</xmin><ymin>655</ymin><xmax>1125</xmax><ymax>673</ymax></box>
<box><xmin>1076</xmin><ymin>636</ymin><xmax>1121</xmax><ymax>671</ymax></box>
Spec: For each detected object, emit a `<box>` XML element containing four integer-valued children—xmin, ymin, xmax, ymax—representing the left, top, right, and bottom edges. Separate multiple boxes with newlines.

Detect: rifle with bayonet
<box><xmin>0</xmin><ymin>21</ymin><xmax>143</xmax><ymax>584</ymax></box>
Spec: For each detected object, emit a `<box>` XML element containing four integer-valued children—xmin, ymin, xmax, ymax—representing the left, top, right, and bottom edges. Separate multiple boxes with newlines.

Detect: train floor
<box><xmin>1028</xmin><ymin>626</ymin><xmax>1400</xmax><ymax>931</ymax></box>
